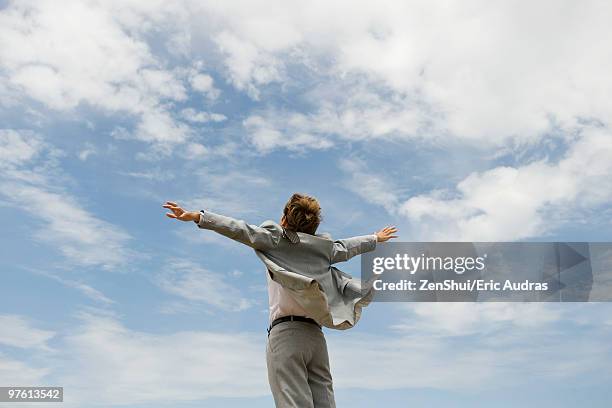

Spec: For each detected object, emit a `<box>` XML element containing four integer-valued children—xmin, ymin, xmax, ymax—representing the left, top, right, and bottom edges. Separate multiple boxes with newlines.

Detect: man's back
<box><xmin>252</xmin><ymin>219</ymin><xmax>378</xmax><ymax>329</ymax></box>
<box><xmin>260</xmin><ymin>221</ymin><xmax>336</xmax><ymax>284</ymax></box>
<box><xmin>261</xmin><ymin>222</ymin><xmax>341</xmax><ymax>323</ymax></box>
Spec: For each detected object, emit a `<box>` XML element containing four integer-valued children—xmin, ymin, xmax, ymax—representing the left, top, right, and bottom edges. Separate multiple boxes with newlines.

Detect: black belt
<box><xmin>267</xmin><ymin>315</ymin><xmax>321</xmax><ymax>335</ymax></box>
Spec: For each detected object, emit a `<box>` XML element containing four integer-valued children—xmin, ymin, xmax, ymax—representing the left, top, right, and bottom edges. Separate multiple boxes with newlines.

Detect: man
<box><xmin>163</xmin><ymin>193</ymin><xmax>398</xmax><ymax>407</ymax></box>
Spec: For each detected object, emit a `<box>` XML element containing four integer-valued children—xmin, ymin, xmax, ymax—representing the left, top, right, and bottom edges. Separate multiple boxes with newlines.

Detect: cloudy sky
<box><xmin>1</xmin><ymin>0</ymin><xmax>612</xmax><ymax>406</ymax></box>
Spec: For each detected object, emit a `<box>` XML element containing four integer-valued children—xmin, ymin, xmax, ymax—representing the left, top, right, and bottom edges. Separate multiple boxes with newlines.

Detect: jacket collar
<box><xmin>282</xmin><ymin>227</ymin><xmax>300</xmax><ymax>244</ymax></box>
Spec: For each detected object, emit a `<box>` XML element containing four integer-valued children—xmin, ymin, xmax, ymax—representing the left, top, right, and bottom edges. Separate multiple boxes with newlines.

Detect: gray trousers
<box><xmin>266</xmin><ymin>321</ymin><xmax>336</xmax><ymax>408</ymax></box>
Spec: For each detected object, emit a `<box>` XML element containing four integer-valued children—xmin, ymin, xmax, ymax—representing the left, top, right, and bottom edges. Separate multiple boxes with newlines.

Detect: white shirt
<box><xmin>267</xmin><ymin>271</ymin><xmax>310</xmax><ymax>322</ymax></box>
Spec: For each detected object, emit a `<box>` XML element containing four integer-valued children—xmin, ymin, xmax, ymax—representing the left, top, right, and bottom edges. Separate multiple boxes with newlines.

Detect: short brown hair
<box><xmin>282</xmin><ymin>193</ymin><xmax>321</xmax><ymax>234</ymax></box>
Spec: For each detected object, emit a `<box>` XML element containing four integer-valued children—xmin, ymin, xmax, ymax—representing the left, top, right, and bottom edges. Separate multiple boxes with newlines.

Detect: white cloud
<box><xmin>5</xmin><ymin>0</ymin><xmax>610</xmax><ymax>156</ymax></box>
<box><xmin>56</xmin><ymin>313</ymin><xmax>267</xmax><ymax>405</ymax></box>
<box><xmin>391</xmin><ymin>303</ymin><xmax>561</xmax><ymax>336</ymax></box>
<box><xmin>2</xmin><ymin>182</ymin><xmax>133</xmax><ymax>268</ymax></box>
<box><xmin>180</xmin><ymin>107</ymin><xmax>227</xmax><ymax>123</ymax></box>
<box><xmin>154</xmin><ymin>259</ymin><xmax>253</xmax><ymax>312</ymax></box>
<box><xmin>134</xmin><ymin>106</ymin><xmax>192</xmax><ymax>145</ymax></box>
<box><xmin>58</xmin><ymin>280</ymin><xmax>115</xmax><ymax>305</ymax></box>
<box><xmin>1</xmin><ymin>0</ymin><xmax>159</xmax><ymax>110</ymax></box>
<box><xmin>243</xmin><ymin>114</ymin><xmax>334</xmax><ymax>153</ymax></box>
<box><xmin>0</xmin><ymin>128</ymin><xmax>43</xmax><ymax>166</ymax></box>
<box><xmin>181</xmin><ymin>169</ymin><xmax>273</xmax><ymax>216</ymax></box>
<box><xmin>2</xmin><ymin>305</ymin><xmax>611</xmax><ymax>405</ymax></box>
<box><xmin>398</xmin><ymin>125</ymin><xmax>612</xmax><ymax>240</ymax></box>
<box><xmin>189</xmin><ymin>72</ymin><xmax>221</xmax><ymax>100</ymax></box>
<box><xmin>339</xmin><ymin>157</ymin><xmax>399</xmax><ymax>213</ymax></box>
<box><xmin>0</xmin><ymin>0</ymin><xmax>198</xmax><ymax>152</ymax></box>
<box><xmin>0</xmin><ymin>314</ymin><xmax>55</xmax><ymax>350</ymax></box>
<box><xmin>116</xmin><ymin>167</ymin><xmax>176</xmax><ymax>181</ymax></box>
<box><xmin>180</xmin><ymin>142</ymin><xmax>209</xmax><ymax>160</ymax></box>
<box><xmin>182</xmin><ymin>0</ymin><xmax>612</xmax><ymax>150</ymax></box>
<box><xmin>0</xmin><ymin>130</ymin><xmax>133</xmax><ymax>269</ymax></box>
<box><xmin>242</xmin><ymin>84</ymin><xmax>428</xmax><ymax>152</ymax></box>
<box><xmin>4</xmin><ymin>0</ymin><xmax>612</xmax><ymax>152</ymax></box>
<box><xmin>0</xmin><ymin>354</ymin><xmax>51</xmax><ymax>385</ymax></box>
<box><xmin>27</xmin><ymin>268</ymin><xmax>115</xmax><ymax>305</ymax></box>
<box><xmin>213</xmin><ymin>30</ymin><xmax>285</xmax><ymax>100</ymax></box>
<box><xmin>328</xmin><ymin>302</ymin><xmax>612</xmax><ymax>391</ymax></box>
<box><xmin>77</xmin><ymin>144</ymin><xmax>97</xmax><ymax>161</ymax></box>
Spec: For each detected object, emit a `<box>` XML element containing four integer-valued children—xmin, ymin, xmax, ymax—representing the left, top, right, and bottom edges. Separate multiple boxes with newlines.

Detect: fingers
<box><xmin>163</xmin><ymin>202</ymin><xmax>182</xmax><ymax>210</ymax></box>
<box><xmin>162</xmin><ymin>202</ymin><xmax>184</xmax><ymax>215</ymax></box>
<box><xmin>379</xmin><ymin>225</ymin><xmax>399</xmax><ymax>241</ymax></box>
<box><xmin>165</xmin><ymin>213</ymin><xmax>177</xmax><ymax>219</ymax></box>
<box><xmin>380</xmin><ymin>226</ymin><xmax>398</xmax><ymax>235</ymax></box>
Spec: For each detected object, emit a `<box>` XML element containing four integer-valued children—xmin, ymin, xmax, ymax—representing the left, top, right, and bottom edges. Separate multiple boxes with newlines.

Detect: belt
<box><xmin>267</xmin><ymin>315</ymin><xmax>321</xmax><ymax>336</ymax></box>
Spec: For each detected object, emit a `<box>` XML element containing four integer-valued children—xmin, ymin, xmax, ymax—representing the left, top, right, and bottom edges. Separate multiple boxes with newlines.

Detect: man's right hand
<box><xmin>375</xmin><ymin>226</ymin><xmax>398</xmax><ymax>242</ymax></box>
<box><xmin>162</xmin><ymin>201</ymin><xmax>200</xmax><ymax>222</ymax></box>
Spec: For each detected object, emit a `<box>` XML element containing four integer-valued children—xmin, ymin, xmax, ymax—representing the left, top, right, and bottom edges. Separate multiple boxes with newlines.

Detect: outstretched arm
<box><xmin>331</xmin><ymin>226</ymin><xmax>398</xmax><ymax>263</ymax></box>
<box><xmin>162</xmin><ymin>201</ymin><xmax>280</xmax><ymax>250</ymax></box>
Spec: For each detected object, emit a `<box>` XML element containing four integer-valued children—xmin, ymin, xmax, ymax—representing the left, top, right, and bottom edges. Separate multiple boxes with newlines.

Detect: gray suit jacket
<box><xmin>195</xmin><ymin>209</ymin><xmax>377</xmax><ymax>330</ymax></box>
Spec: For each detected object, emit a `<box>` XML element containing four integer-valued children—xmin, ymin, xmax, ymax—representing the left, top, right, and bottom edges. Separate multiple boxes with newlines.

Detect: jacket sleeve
<box><xmin>194</xmin><ymin>209</ymin><xmax>281</xmax><ymax>250</ymax></box>
<box><xmin>331</xmin><ymin>234</ymin><xmax>377</xmax><ymax>264</ymax></box>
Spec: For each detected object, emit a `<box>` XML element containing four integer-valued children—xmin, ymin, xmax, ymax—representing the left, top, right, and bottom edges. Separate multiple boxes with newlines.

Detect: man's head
<box><xmin>280</xmin><ymin>193</ymin><xmax>321</xmax><ymax>234</ymax></box>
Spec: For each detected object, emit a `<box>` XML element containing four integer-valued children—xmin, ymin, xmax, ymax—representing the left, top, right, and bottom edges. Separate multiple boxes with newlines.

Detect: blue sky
<box><xmin>1</xmin><ymin>0</ymin><xmax>612</xmax><ymax>407</ymax></box>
